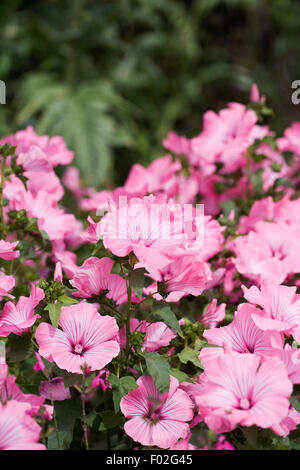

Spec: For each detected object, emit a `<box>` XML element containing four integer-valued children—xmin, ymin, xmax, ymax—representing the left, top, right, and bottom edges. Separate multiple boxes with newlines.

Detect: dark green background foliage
<box><xmin>0</xmin><ymin>0</ymin><xmax>299</xmax><ymax>187</ymax></box>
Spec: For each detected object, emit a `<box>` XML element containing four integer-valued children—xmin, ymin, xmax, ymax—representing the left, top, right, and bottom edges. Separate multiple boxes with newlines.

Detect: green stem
<box><xmin>81</xmin><ymin>389</ymin><xmax>89</xmax><ymax>450</ymax></box>
<box><xmin>0</xmin><ymin>155</ymin><xmax>7</xmax><ymax>239</ymax></box>
<box><xmin>125</xmin><ymin>285</ymin><xmax>132</xmax><ymax>358</ymax></box>
<box><xmin>103</xmin><ymin>392</ymin><xmax>111</xmax><ymax>450</ymax></box>
<box><xmin>48</xmin><ymin>378</ymin><xmax>61</xmax><ymax>450</ymax></box>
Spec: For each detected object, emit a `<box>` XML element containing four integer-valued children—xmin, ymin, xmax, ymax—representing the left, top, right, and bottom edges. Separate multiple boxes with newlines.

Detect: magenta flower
<box><xmin>70</xmin><ymin>257</ymin><xmax>127</xmax><ymax>304</ymax></box>
<box><xmin>197</xmin><ymin>353</ymin><xmax>292</xmax><ymax>433</ymax></box>
<box><xmin>0</xmin><ymin>284</ymin><xmax>44</xmax><ymax>336</ymax></box>
<box><xmin>0</xmin><ymin>240</ymin><xmax>19</xmax><ymax>261</ymax></box>
<box><xmin>120</xmin><ymin>376</ymin><xmax>194</xmax><ymax>449</ymax></box>
<box><xmin>0</xmin><ymin>400</ymin><xmax>46</xmax><ymax>450</ymax></box>
<box><xmin>35</xmin><ymin>303</ymin><xmax>120</xmax><ymax>374</ymax></box>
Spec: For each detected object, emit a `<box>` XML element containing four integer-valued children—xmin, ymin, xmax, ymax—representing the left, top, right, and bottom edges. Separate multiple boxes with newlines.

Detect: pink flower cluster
<box><xmin>2</xmin><ymin>85</ymin><xmax>300</xmax><ymax>450</ymax></box>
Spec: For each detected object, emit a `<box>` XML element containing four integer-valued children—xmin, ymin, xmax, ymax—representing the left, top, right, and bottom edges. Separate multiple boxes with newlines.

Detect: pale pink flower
<box><xmin>163</xmin><ymin>255</ymin><xmax>212</xmax><ymax>297</ymax></box>
<box><xmin>0</xmin><ymin>240</ymin><xmax>19</xmax><ymax>261</ymax></box>
<box><xmin>191</xmin><ymin>103</ymin><xmax>268</xmax><ymax>174</ymax></box>
<box><xmin>271</xmin><ymin>406</ymin><xmax>300</xmax><ymax>437</ymax></box>
<box><xmin>99</xmin><ymin>195</ymin><xmax>183</xmax><ymax>278</ymax></box>
<box><xmin>242</xmin><ymin>280</ymin><xmax>300</xmax><ymax>336</ymax></box>
<box><xmin>2</xmin><ymin>126</ymin><xmax>73</xmax><ymax>167</ymax></box>
<box><xmin>70</xmin><ymin>257</ymin><xmax>127</xmax><ymax>304</ymax></box>
<box><xmin>119</xmin><ymin>318</ymin><xmax>176</xmax><ymax>352</ymax></box>
<box><xmin>0</xmin><ymin>284</ymin><xmax>44</xmax><ymax>336</ymax></box>
<box><xmin>200</xmin><ymin>303</ymin><xmax>283</xmax><ymax>365</ymax></box>
<box><xmin>0</xmin><ymin>273</ymin><xmax>15</xmax><ymax>300</ymax></box>
<box><xmin>52</xmin><ymin>240</ymin><xmax>78</xmax><ymax>278</ymax></box>
<box><xmin>250</xmin><ymin>83</ymin><xmax>266</xmax><ymax>103</ymax></box>
<box><xmin>0</xmin><ymin>400</ymin><xmax>46</xmax><ymax>450</ymax></box>
<box><xmin>124</xmin><ymin>155</ymin><xmax>181</xmax><ymax>196</ymax></box>
<box><xmin>35</xmin><ymin>303</ymin><xmax>120</xmax><ymax>374</ymax></box>
<box><xmin>54</xmin><ymin>262</ymin><xmax>63</xmax><ymax>282</ymax></box>
<box><xmin>120</xmin><ymin>376</ymin><xmax>194</xmax><ymax>449</ymax></box>
<box><xmin>39</xmin><ymin>377</ymin><xmax>71</xmax><ymax>401</ymax></box>
<box><xmin>278</xmin><ymin>122</ymin><xmax>300</xmax><ymax>156</ymax></box>
<box><xmin>198</xmin><ymin>353</ymin><xmax>292</xmax><ymax>433</ymax></box>
<box><xmin>202</xmin><ymin>299</ymin><xmax>226</xmax><ymax>328</ymax></box>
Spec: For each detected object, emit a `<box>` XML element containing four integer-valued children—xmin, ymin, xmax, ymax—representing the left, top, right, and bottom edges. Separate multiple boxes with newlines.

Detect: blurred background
<box><xmin>0</xmin><ymin>0</ymin><xmax>299</xmax><ymax>188</ymax></box>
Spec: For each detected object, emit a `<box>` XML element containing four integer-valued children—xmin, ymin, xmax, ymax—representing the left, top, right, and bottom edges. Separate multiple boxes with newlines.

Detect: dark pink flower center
<box><xmin>145</xmin><ymin>397</ymin><xmax>163</xmax><ymax>424</ymax></box>
<box><xmin>239</xmin><ymin>398</ymin><xmax>251</xmax><ymax>410</ymax></box>
<box><xmin>73</xmin><ymin>343</ymin><xmax>84</xmax><ymax>355</ymax></box>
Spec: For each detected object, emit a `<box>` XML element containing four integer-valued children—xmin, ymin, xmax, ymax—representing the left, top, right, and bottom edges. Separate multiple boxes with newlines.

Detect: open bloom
<box><xmin>197</xmin><ymin>353</ymin><xmax>292</xmax><ymax>433</ymax></box>
<box><xmin>35</xmin><ymin>303</ymin><xmax>120</xmax><ymax>373</ymax></box>
<box><xmin>70</xmin><ymin>257</ymin><xmax>127</xmax><ymax>304</ymax></box>
<box><xmin>0</xmin><ymin>400</ymin><xmax>46</xmax><ymax>450</ymax></box>
<box><xmin>120</xmin><ymin>376</ymin><xmax>194</xmax><ymax>449</ymax></box>
<box><xmin>0</xmin><ymin>284</ymin><xmax>44</xmax><ymax>336</ymax></box>
<box><xmin>201</xmin><ymin>298</ymin><xmax>226</xmax><ymax>328</ymax></box>
<box><xmin>200</xmin><ymin>303</ymin><xmax>284</xmax><ymax>365</ymax></box>
<box><xmin>242</xmin><ymin>280</ymin><xmax>300</xmax><ymax>337</ymax></box>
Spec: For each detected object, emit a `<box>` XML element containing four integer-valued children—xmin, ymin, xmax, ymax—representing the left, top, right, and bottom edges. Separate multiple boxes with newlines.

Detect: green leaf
<box><xmin>249</xmin><ymin>168</ymin><xmax>263</xmax><ymax>196</ymax></box>
<box><xmin>144</xmin><ymin>352</ymin><xmax>170</xmax><ymax>393</ymax></box>
<box><xmin>63</xmin><ymin>372</ymin><xmax>82</xmax><ymax>388</ymax></box>
<box><xmin>45</xmin><ymin>302</ymin><xmax>62</xmax><ymax>328</ymax></box>
<box><xmin>289</xmin><ymin>397</ymin><xmax>300</xmax><ymax>412</ymax></box>
<box><xmin>152</xmin><ymin>302</ymin><xmax>183</xmax><ymax>337</ymax></box>
<box><xmin>98</xmin><ymin>411</ymin><xmax>125</xmax><ymax>430</ymax></box>
<box><xmin>170</xmin><ymin>368</ymin><xmax>191</xmax><ymax>383</ymax></box>
<box><xmin>58</xmin><ymin>295</ymin><xmax>79</xmax><ymax>306</ymax></box>
<box><xmin>178</xmin><ymin>347</ymin><xmax>203</xmax><ymax>369</ymax></box>
<box><xmin>16</xmin><ymin>74</ymin><xmax>134</xmax><ymax>187</ymax></box>
<box><xmin>128</xmin><ymin>268</ymin><xmax>146</xmax><ymax>299</ymax></box>
<box><xmin>47</xmin><ymin>396</ymin><xmax>81</xmax><ymax>449</ymax></box>
<box><xmin>6</xmin><ymin>334</ymin><xmax>32</xmax><ymax>362</ymax></box>
<box><xmin>119</xmin><ymin>376</ymin><xmax>138</xmax><ymax>391</ymax></box>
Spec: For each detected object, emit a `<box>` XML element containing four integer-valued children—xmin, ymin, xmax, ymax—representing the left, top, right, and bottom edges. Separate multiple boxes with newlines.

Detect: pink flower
<box><xmin>201</xmin><ymin>299</ymin><xmax>226</xmax><ymax>328</ymax></box>
<box><xmin>35</xmin><ymin>303</ymin><xmax>120</xmax><ymax>374</ymax></box>
<box><xmin>2</xmin><ymin>126</ymin><xmax>73</xmax><ymax>167</ymax></box>
<box><xmin>197</xmin><ymin>353</ymin><xmax>292</xmax><ymax>433</ymax></box>
<box><xmin>124</xmin><ymin>155</ymin><xmax>181</xmax><ymax>196</ymax></box>
<box><xmin>250</xmin><ymin>83</ymin><xmax>266</xmax><ymax>103</ymax></box>
<box><xmin>0</xmin><ymin>240</ymin><xmax>19</xmax><ymax>261</ymax></box>
<box><xmin>119</xmin><ymin>318</ymin><xmax>176</xmax><ymax>352</ymax></box>
<box><xmin>0</xmin><ymin>284</ymin><xmax>44</xmax><ymax>336</ymax></box>
<box><xmin>70</xmin><ymin>257</ymin><xmax>127</xmax><ymax>304</ymax></box>
<box><xmin>278</xmin><ymin>122</ymin><xmax>300</xmax><ymax>157</ymax></box>
<box><xmin>120</xmin><ymin>376</ymin><xmax>194</xmax><ymax>449</ymax></box>
<box><xmin>91</xmin><ymin>370</ymin><xmax>111</xmax><ymax>392</ymax></box>
<box><xmin>0</xmin><ymin>400</ymin><xmax>46</xmax><ymax>450</ymax></box>
<box><xmin>163</xmin><ymin>255</ymin><xmax>212</xmax><ymax>297</ymax></box>
<box><xmin>214</xmin><ymin>435</ymin><xmax>235</xmax><ymax>450</ymax></box>
<box><xmin>33</xmin><ymin>352</ymin><xmax>45</xmax><ymax>372</ymax></box>
<box><xmin>242</xmin><ymin>280</ymin><xmax>300</xmax><ymax>337</ymax></box>
<box><xmin>271</xmin><ymin>405</ymin><xmax>300</xmax><ymax>437</ymax></box>
<box><xmin>191</xmin><ymin>103</ymin><xmax>268</xmax><ymax>174</ymax></box>
<box><xmin>200</xmin><ymin>303</ymin><xmax>283</xmax><ymax>365</ymax></box>
<box><xmin>54</xmin><ymin>262</ymin><xmax>63</xmax><ymax>282</ymax></box>
<box><xmin>0</xmin><ymin>273</ymin><xmax>15</xmax><ymax>300</ymax></box>
<box><xmin>99</xmin><ymin>195</ymin><xmax>184</xmax><ymax>278</ymax></box>
<box><xmin>39</xmin><ymin>377</ymin><xmax>71</xmax><ymax>401</ymax></box>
